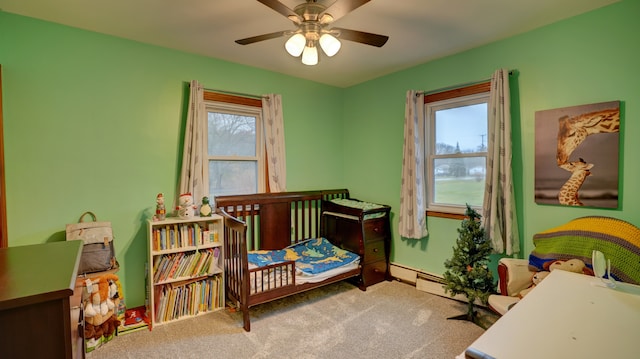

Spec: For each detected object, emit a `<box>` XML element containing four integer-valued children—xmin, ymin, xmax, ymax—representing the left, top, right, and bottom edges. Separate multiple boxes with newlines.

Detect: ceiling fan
<box><xmin>235</xmin><ymin>0</ymin><xmax>389</xmax><ymax>65</ymax></box>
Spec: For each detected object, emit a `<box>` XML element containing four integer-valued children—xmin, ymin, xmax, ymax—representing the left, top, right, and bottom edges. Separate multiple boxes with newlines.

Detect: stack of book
<box><xmin>118</xmin><ymin>306</ymin><xmax>151</xmax><ymax>335</ymax></box>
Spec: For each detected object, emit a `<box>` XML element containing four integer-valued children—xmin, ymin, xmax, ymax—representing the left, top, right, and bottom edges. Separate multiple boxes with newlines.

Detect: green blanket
<box><xmin>330</xmin><ymin>198</ymin><xmax>386</xmax><ymax>219</ymax></box>
<box><xmin>530</xmin><ymin>216</ymin><xmax>640</xmax><ymax>284</ymax></box>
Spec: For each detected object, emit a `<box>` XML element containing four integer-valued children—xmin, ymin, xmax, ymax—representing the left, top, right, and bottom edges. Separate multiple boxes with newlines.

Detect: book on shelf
<box><xmin>152</xmin><ymin>256</ymin><xmax>166</xmax><ymax>283</ymax></box>
<box><xmin>174</xmin><ymin>252</ymin><xmax>192</xmax><ymax>278</ymax></box>
<box><xmin>154</xmin><ymin>255</ymin><xmax>169</xmax><ymax>283</ymax></box>
<box><xmin>192</xmin><ymin>250</ymin><xmax>209</xmax><ymax>276</ymax></box>
<box><xmin>152</xmin><ymin>220</ymin><xmax>219</xmax><ymax>252</ymax></box>
<box><xmin>153</xmin><ymin>276</ymin><xmax>222</xmax><ymax>323</ymax></box>
<box><xmin>154</xmin><ymin>248</ymin><xmax>223</xmax><ymax>284</ymax></box>
<box><xmin>165</xmin><ymin>252</ymin><xmax>184</xmax><ymax>281</ymax></box>
<box><xmin>208</xmin><ymin>247</ymin><xmax>221</xmax><ymax>275</ymax></box>
<box><xmin>186</xmin><ymin>251</ymin><xmax>202</xmax><ymax>276</ymax></box>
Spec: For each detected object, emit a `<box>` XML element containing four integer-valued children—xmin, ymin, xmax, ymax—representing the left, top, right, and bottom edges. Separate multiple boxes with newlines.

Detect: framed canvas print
<box><xmin>534</xmin><ymin>101</ymin><xmax>620</xmax><ymax>208</ymax></box>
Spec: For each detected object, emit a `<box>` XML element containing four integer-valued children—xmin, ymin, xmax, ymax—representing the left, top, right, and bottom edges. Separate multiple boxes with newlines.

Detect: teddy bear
<box><xmin>545</xmin><ymin>258</ymin><xmax>594</xmax><ymax>276</ymax></box>
<box><xmin>84</xmin><ymin>274</ymin><xmax>121</xmax><ymax>327</ymax></box>
<box><xmin>518</xmin><ymin>271</ymin><xmax>550</xmax><ymax>298</ymax></box>
<box><xmin>177</xmin><ymin>193</ymin><xmax>196</xmax><ymax>219</ymax></box>
<box><xmin>100</xmin><ymin>313</ymin><xmax>121</xmax><ymax>338</ymax></box>
<box><xmin>84</xmin><ymin>322</ymin><xmax>99</xmax><ymax>340</ymax></box>
<box><xmin>519</xmin><ymin>258</ymin><xmax>595</xmax><ymax>298</ymax></box>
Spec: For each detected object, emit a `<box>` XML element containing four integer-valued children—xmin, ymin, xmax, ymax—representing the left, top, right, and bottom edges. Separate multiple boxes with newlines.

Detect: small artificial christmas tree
<box><xmin>442</xmin><ymin>204</ymin><xmax>496</xmax><ymax>326</ymax></box>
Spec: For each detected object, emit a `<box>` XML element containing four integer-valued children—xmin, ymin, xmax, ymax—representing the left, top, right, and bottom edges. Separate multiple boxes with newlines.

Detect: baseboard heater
<box><xmin>390</xmin><ymin>262</ymin><xmax>445</xmax><ymax>288</ymax></box>
<box><xmin>390</xmin><ymin>263</ymin><xmax>484</xmax><ymax>306</ymax></box>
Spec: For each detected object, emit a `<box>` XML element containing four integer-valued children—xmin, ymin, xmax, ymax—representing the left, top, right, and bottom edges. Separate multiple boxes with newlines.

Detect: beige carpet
<box><xmin>86</xmin><ymin>280</ymin><xmax>497</xmax><ymax>359</ymax></box>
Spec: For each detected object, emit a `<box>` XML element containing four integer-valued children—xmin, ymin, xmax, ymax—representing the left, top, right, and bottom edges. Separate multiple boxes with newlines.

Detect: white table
<box><xmin>464</xmin><ymin>269</ymin><xmax>640</xmax><ymax>359</ymax></box>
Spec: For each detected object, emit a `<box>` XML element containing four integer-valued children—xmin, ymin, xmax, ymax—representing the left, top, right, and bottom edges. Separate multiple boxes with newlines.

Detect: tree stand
<box><xmin>447</xmin><ymin>304</ymin><xmax>484</xmax><ymax>329</ymax></box>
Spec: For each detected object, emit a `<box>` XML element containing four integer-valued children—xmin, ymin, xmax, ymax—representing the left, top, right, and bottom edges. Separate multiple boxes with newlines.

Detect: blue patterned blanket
<box><xmin>247</xmin><ymin>237</ymin><xmax>360</xmax><ymax>275</ymax></box>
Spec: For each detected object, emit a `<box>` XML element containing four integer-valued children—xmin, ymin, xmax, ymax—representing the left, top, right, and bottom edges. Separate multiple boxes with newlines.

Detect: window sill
<box><xmin>426</xmin><ymin>211</ymin><xmax>465</xmax><ymax>220</ymax></box>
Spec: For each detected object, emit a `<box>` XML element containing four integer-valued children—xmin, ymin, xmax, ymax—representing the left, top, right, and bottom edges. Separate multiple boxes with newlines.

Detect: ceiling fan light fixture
<box><xmin>285</xmin><ymin>33</ymin><xmax>306</xmax><ymax>57</ymax></box>
<box><xmin>236</xmin><ymin>0</ymin><xmax>389</xmax><ymax>66</ymax></box>
<box><xmin>319</xmin><ymin>13</ymin><xmax>334</xmax><ymax>25</ymax></box>
<box><xmin>301</xmin><ymin>43</ymin><xmax>318</xmax><ymax>66</ymax></box>
<box><xmin>319</xmin><ymin>33</ymin><xmax>341</xmax><ymax>57</ymax></box>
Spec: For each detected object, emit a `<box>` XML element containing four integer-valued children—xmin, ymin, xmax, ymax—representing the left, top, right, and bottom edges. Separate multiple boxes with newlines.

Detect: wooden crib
<box><xmin>216</xmin><ymin>189</ymin><xmax>368</xmax><ymax>331</ymax></box>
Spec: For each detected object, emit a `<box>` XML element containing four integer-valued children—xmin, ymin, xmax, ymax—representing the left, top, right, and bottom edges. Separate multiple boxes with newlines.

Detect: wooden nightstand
<box><xmin>322</xmin><ymin>199</ymin><xmax>391</xmax><ymax>290</ymax></box>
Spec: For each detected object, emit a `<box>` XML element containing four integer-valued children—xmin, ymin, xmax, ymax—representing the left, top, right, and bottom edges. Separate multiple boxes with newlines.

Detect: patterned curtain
<box><xmin>399</xmin><ymin>90</ymin><xmax>428</xmax><ymax>239</ymax></box>
<box><xmin>178</xmin><ymin>80</ymin><xmax>206</xmax><ymax>207</ymax></box>
<box><xmin>482</xmin><ymin>69</ymin><xmax>520</xmax><ymax>255</ymax></box>
<box><xmin>262</xmin><ymin>94</ymin><xmax>286</xmax><ymax>192</ymax></box>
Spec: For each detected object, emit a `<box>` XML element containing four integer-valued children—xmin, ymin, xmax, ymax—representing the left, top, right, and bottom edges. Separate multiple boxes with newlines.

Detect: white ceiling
<box><xmin>0</xmin><ymin>0</ymin><xmax>619</xmax><ymax>87</ymax></box>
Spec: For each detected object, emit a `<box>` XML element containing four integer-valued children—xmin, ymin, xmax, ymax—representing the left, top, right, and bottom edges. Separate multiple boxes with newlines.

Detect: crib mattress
<box><xmin>247</xmin><ymin>237</ymin><xmax>360</xmax><ymax>293</ymax></box>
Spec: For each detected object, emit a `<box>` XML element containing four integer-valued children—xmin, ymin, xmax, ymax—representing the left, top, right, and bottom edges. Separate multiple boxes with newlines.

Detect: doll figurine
<box><xmin>155</xmin><ymin>193</ymin><xmax>166</xmax><ymax>221</ymax></box>
<box><xmin>200</xmin><ymin>196</ymin><xmax>213</xmax><ymax>217</ymax></box>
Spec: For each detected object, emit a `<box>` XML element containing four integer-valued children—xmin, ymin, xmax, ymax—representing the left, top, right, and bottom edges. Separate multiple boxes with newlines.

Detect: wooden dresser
<box><xmin>0</xmin><ymin>240</ymin><xmax>84</xmax><ymax>359</ymax></box>
<box><xmin>322</xmin><ymin>199</ymin><xmax>391</xmax><ymax>290</ymax></box>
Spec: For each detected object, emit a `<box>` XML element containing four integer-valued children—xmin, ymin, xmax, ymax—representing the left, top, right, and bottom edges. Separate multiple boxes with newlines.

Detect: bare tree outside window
<box><xmin>205</xmin><ymin>103</ymin><xmax>264</xmax><ymax>197</ymax></box>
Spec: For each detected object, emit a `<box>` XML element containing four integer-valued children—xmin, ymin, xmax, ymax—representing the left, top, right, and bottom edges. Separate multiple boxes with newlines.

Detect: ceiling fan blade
<box><xmin>323</xmin><ymin>0</ymin><xmax>371</xmax><ymax>22</ymax></box>
<box><xmin>235</xmin><ymin>31</ymin><xmax>288</xmax><ymax>45</ymax></box>
<box><xmin>333</xmin><ymin>28</ymin><xmax>389</xmax><ymax>47</ymax></box>
<box><xmin>257</xmin><ymin>0</ymin><xmax>299</xmax><ymax>19</ymax></box>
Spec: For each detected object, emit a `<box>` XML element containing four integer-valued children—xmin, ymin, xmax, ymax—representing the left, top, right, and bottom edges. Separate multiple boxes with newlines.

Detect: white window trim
<box><xmin>425</xmin><ymin>92</ymin><xmax>489</xmax><ymax>215</ymax></box>
<box><xmin>203</xmin><ymin>101</ymin><xmax>265</xmax><ymax>194</ymax></box>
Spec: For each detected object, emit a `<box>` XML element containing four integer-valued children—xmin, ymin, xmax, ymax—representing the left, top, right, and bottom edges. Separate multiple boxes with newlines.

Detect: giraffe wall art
<box><xmin>534</xmin><ymin>101</ymin><xmax>620</xmax><ymax>208</ymax></box>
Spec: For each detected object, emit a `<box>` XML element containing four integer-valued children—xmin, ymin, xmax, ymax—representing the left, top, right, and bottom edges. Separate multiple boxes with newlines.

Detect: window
<box><xmin>203</xmin><ymin>92</ymin><xmax>264</xmax><ymax>196</ymax></box>
<box><xmin>424</xmin><ymin>82</ymin><xmax>489</xmax><ymax>216</ymax></box>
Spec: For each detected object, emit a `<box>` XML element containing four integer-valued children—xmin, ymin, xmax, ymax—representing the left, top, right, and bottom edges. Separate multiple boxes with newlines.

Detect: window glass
<box><xmin>208</xmin><ymin>161</ymin><xmax>257</xmax><ymax>196</ymax></box>
<box><xmin>426</xmin><ymin>91</ymin><xmax>488</xmax><ymax>214</ymax></box>
<box><xmin>204</xmin><ymin>98</ymin><xmax>263</xmax><ymax>197</ymax></box>
<box><xmin>208</xmin><ymin>112</ymin><xmax>256</xmax><ymax>157</ymax></box>
<box><xmin>435</xmin><ymin>103</ymin><xmax>487</xmax><ymax>154</ymax></box>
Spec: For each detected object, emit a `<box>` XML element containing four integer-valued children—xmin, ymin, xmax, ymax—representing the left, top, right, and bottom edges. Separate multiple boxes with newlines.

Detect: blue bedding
<box><xmin>247</xmin><ymin>237</ymin><xmax>360</xmax><ymax>275</ymax></box>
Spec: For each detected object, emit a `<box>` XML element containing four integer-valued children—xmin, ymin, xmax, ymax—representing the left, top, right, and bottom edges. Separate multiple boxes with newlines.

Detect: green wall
<box><xmin>0</xmin><ymin>12</ymin><xmax>346</xmax><ymax>306</ymax></box>
<box><xmin>2</xmin><ymin>0</ymin><xmax>639</xmax><ymax>307</ymax></box>
<box><xmin>344</xmin><ymin>0</ymin><xmax>640</xmax><ymax>275</ymax></box>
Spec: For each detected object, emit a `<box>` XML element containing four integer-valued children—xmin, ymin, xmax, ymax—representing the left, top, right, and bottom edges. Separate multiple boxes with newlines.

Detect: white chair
<box><xmin>487</xmin><ymin>258</ymin><xmax>536</xmax><ymax>315</ymax></box>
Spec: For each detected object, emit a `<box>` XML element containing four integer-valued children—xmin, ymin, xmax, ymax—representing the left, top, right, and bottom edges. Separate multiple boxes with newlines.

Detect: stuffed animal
<box><xmin>84</xmin><ymin>274</ymin><xmax>121</xmax><ymax>327</ymax></box>
<box><xmin>177</xmin><ymin>193</ymin><xmax>196</xmax><ymax>219</ymax></box>
<box><xmin>544</xmin><ymin>258</ymin><xmax>594</xmax><ymax>276</ymax></box>
<box><xmin>100</xmin><ymin>314</ymin><xmax>120</xmax><ymax>338</ymax></box>
<box><xmin>519</xmin><ymin>258</ymin><xmax>595</xmax><ymax>298</ymax></box>
<box><xmin>518</xmin><ymin>271</ymin><xmax>550</xmax><ymax>298</ymax></box>
<box><xmin>84</xmin><ymin>323</ymin><xmax>98</xmax><ymax>340</ymax></box>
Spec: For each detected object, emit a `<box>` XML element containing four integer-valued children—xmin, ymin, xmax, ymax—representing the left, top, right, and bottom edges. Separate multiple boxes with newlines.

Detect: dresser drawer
<box><xmin>363</xmin><ymin>218</ymin><xmax>388</xmax><ymax>242</ymax></box>
<box><xmin>363</xmin><ymin>238</ymin><xmax>386</xmax><ymax>263</ymax></box>
<box><xmin>361</xmin><ymin>260</ymin><xmax>388</xmax><ymax>287</ymax></box>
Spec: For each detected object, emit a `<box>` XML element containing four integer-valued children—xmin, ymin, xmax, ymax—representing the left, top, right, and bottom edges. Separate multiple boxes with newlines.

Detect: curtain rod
<box><xmin>188</xmin><ymin>82</ymin><xmax>264</xmax><ymax>100</ymax></box>
<box><xmin>202</xmin><ymin>87</ymin><xmax>264</xmax><ymax>100</ymax></box>
<box><xmin>421</xmin><ymin>70</ymin><xmax>515</xmax><ymax>96</ymax></box>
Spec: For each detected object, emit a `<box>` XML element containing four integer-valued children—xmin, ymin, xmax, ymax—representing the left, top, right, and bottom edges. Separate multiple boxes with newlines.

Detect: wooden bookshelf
<box><xmin>146</xmin><ymin>215</ymin><xmax>224</xmax><ymax>327</ymax></box>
